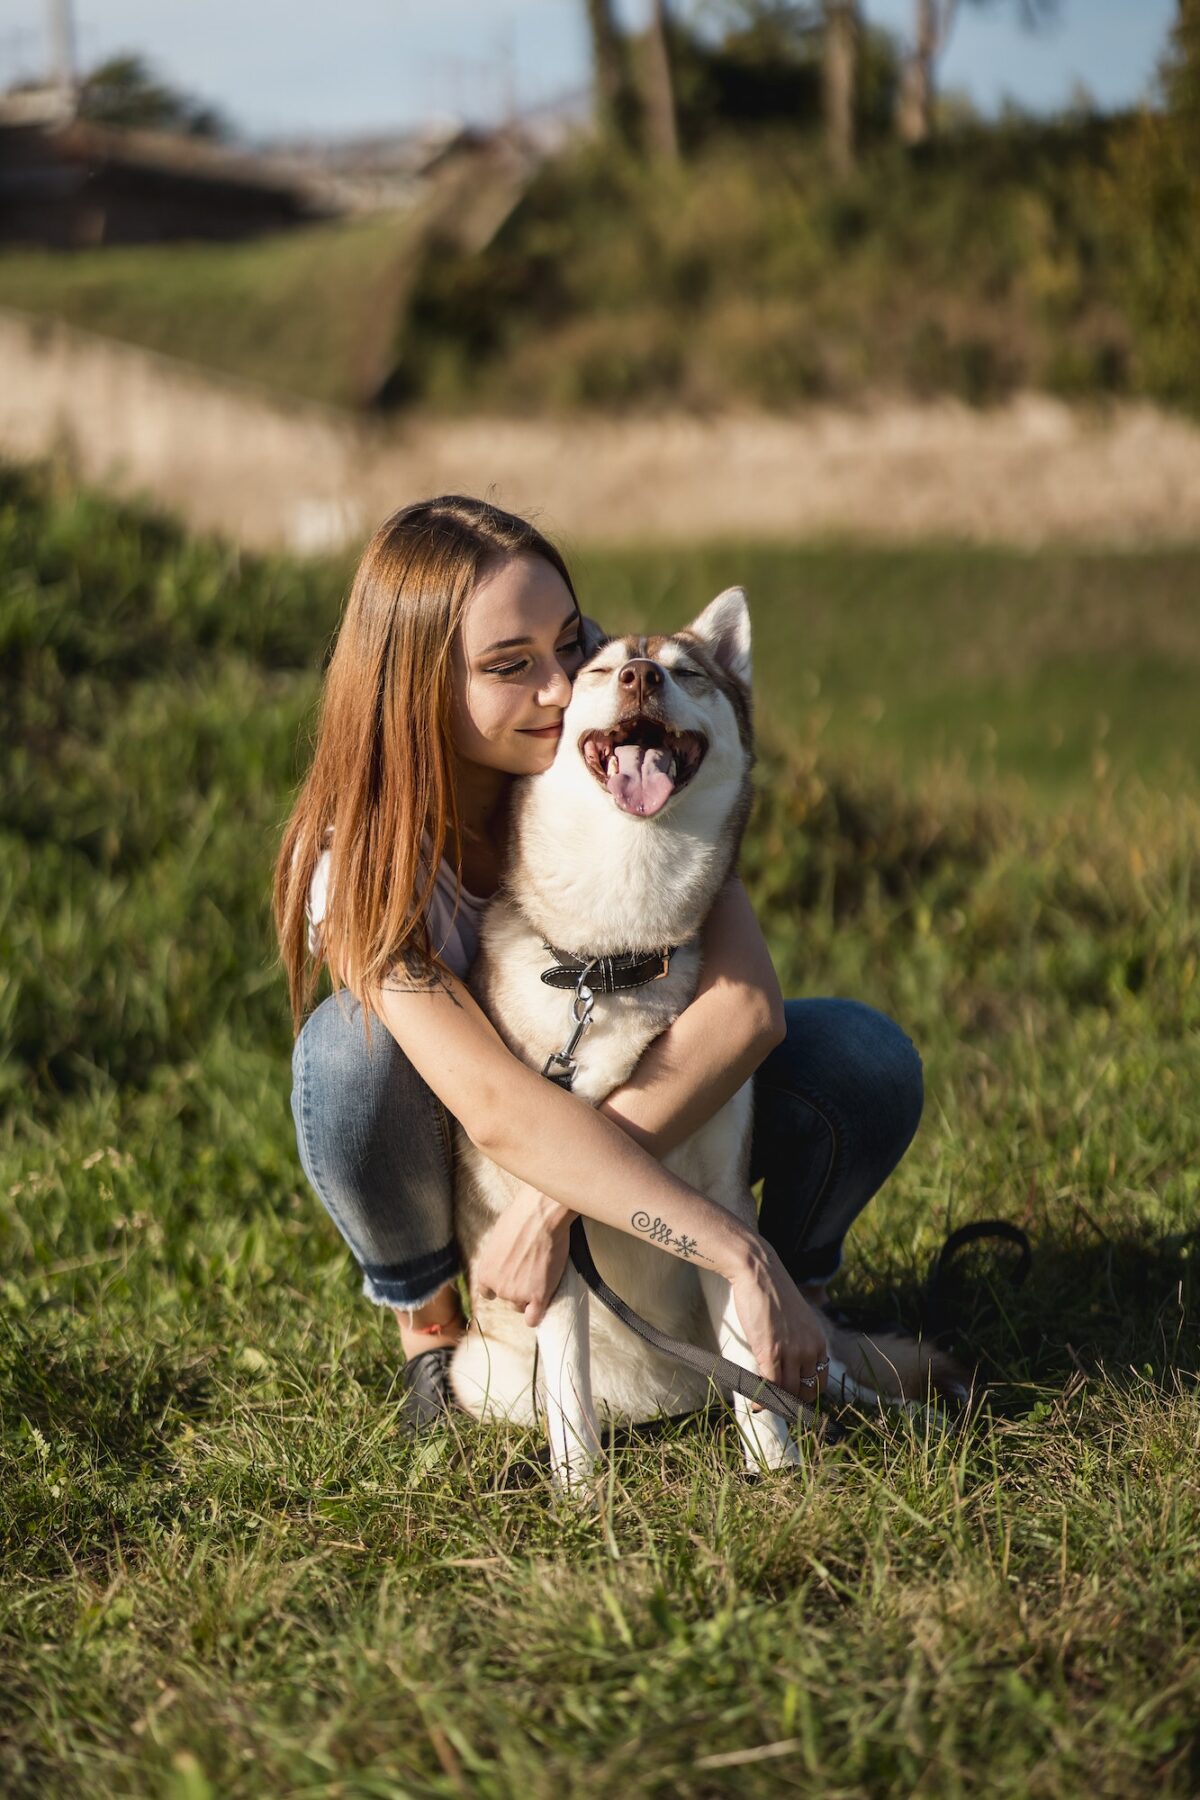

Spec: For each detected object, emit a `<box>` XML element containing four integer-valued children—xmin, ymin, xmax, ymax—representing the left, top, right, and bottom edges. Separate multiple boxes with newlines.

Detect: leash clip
<box><xmin>541</xmin><ymin>962</ymin><xmax>597</xmax><ymax>1090</ymax></box>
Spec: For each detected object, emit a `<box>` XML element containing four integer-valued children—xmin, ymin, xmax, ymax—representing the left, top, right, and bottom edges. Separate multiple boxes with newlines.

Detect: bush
<box><xmin>1107</xmin><ymin>3</ymin><xmax>1200</xmax><ymax>411</ymax></box>
<box><xmin>395</xmin><ymin>121</ymin><xmax>1135</xmax><ymax>414</ymax></box>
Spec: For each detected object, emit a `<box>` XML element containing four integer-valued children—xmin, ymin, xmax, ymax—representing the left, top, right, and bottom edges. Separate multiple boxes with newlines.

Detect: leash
<box><xmin>568</xmin><ymin>1216</ymin><xmax>810</xmax><ymax>1425</ymax></box>
<box><xmin>923</xmin><ymin>1218</ymin><xmax>1033</xmax><ymax>1340</ymax></box>
<box><xmin>541</xmin><ymin>946</ymin><xmax>1032</xmax><ymax>1427</ymax></box>
<box><xmin>540</xmin><ymin>946</ymin><xmax>813</xmax><ymax>1424</ymax></box>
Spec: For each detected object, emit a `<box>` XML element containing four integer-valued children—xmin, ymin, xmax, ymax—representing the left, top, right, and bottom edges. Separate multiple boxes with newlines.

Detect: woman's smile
<box><xmin>518</xmin><ymin>721</ymin><xmax>564</xmax><ymax>739</ymax></box>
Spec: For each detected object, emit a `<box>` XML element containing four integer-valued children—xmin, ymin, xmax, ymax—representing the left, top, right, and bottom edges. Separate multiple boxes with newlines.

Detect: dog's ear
<box><xmin>684</xmin><ymin>587</ymin><xmax>751</xmax><ymax>687</ymax></box>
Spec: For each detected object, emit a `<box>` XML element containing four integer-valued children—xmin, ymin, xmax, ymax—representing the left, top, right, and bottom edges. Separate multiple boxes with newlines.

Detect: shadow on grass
<box><xmin>1</xmin><ymin>1319</ymin><xmax>215</xmax><ymax>1472</ymax></box>
<box><xmin>833</xmin><ymin>1225</ymin><xmax>1198</xmax><ymax>1413</ymax></box>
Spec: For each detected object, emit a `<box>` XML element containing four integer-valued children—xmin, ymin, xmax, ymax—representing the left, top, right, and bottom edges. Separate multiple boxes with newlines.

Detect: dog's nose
<box><xmin>618</xmin><ymin>659</ymin><xmax>663</xmax><ymax>705</ymax></box>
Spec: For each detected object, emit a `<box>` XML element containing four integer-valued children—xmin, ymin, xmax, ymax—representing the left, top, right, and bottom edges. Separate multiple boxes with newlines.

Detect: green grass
<box><xmin>580</xmin><ymin>539</ymin><xmax>1200</xmax><ymax>800</ymax></box>
<box><xmin>0</xmin><ymin>216</ymin><xmax>415</xmax><ymax>408</ymax></box>
<box><xmin>2</xmin><ymin>462</ymin><xmax>1198</xmax><ymax>1795</ymax></box>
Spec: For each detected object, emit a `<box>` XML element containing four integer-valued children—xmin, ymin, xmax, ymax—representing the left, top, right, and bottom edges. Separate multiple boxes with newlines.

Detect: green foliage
<box><xmin>78</xmin><ymin>52</ymin><xmax>230</xmax><ymax>141</ymax></box>
<box><xmin>398</xmin><ymin>121</ymin><xmax>1133</xmax><ymax>412</ymax></box>
<box><xmin>1106</xmin><ymin>1</ymin><xmax>1200</xmax><ymax>410</ymax></box>
<box><xmin>0</xmin><ymin>106</ymin><xmax>1177</xmax><ymax>417</ymax></box>
<box><xmin>671</xmin><ymin>3</ymin><xmax>899</xmax><ymax>147</ymax></box>
<box><xmin>2</xmin><ymin>464</ymin><xmax>1199</xmax><ymax>1794</ymax></box>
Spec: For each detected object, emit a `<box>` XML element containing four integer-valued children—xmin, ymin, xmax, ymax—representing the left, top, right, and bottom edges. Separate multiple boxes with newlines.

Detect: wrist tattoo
<box><xmin>631</xmin><ymin>1211</ymin><xmax>712</xmax><ymax>1262</ymax></box>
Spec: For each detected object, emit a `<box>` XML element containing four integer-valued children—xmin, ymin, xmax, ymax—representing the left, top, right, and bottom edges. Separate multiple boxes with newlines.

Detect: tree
<box><xmin>78</xmin><ymin>53</ymin><xmax>230</xmax><ymax>139</ymax></box>
<box><xmin>896</xmin><ymin>0</ymin><xmax>1061</xmax><ymax>145</ymax></box>
<box><xmin>823</xmin><ymin>0</ymin><xmax>860</xmax><ymax>173</ymax></box>
<box><xmin>584</xmin><ymin>0</ymin><xmax>640</xmax><ymax>150</ymax></box>
<box><xmin>643</xmin><ymin>0</ymin><xmax>682</xmax><ymax>159</ymax></box>
<box><xmin>1114</xmin><ymin>0</ymin><xmax>1200</xmax><ymax>407</ymax></box>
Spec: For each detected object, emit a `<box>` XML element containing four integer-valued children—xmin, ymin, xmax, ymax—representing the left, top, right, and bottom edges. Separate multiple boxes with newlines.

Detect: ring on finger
<box><xmin>795</xmin><ymin>1357</ymin><xmax>831</xmax><ymax>1391</ymax></box>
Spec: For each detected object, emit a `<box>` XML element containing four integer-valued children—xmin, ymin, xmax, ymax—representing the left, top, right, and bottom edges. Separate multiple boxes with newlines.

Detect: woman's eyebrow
<box><xmin>478</xmin><ymin>610</ymin><xmax>580</xmax><ymax>655</ymax></box>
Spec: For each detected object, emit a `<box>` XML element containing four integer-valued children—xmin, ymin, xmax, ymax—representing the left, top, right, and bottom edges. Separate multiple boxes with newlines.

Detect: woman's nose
<box><xmin>541</xmin><ymin>662</ymin><xmax>572</xmax><ymax>704</ymax></box>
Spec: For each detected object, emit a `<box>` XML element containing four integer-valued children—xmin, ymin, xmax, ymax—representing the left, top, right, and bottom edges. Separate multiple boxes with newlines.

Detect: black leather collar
<box><xmin>540</xmin><ymin>943</ymin><xmax>675</xmax><ymax>992</ymax></box>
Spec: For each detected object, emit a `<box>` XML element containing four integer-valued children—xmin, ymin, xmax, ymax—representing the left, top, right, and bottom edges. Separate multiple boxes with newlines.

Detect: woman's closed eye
<box><xmin>484</xmin><ymin>635</ymin><xmax>583</xmax><ymax>679</ymax></box>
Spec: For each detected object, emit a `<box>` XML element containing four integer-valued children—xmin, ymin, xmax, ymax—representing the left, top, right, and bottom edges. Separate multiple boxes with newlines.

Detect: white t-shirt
<box><xmin>305</xmin><ymin>832</ymin><xmax>491</xmax><ymax>980</ymax></box>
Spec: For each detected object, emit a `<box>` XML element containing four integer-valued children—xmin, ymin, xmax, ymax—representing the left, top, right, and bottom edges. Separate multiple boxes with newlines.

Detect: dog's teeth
<box><xmin>606</xmin><ymin>755</ymin><xmax>619</xmax><ymax>777</ymax></box>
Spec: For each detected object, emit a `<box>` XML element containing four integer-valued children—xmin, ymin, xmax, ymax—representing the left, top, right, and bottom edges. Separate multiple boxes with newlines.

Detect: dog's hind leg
<box><xmin>536</xmin><ymin>1262</ymin><xmax>604</xmax><ymax>1493</ymax></box>
<box><xmin>698</xmin><ymin>1269</ymin><xmax>803</xmax><ymax>1473</ymax></box>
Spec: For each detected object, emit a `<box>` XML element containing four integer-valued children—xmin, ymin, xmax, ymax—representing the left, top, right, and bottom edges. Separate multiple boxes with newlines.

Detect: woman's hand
<box><xmin>727</xmin><ymin>1236</ymin><xmax>831</xmax><ymax>1402</ymax></box>
<box><xmin>474</xmin><ymin>1182</ymin><xmax>576</xmax><ymax>1327</ymax></box>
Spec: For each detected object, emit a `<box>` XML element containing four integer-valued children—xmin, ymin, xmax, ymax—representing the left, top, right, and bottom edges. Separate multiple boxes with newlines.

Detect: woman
<box><xmin>274</xmin><ymin>496</ymin><xmax>924</xmax><ymax>1433</ymax></box>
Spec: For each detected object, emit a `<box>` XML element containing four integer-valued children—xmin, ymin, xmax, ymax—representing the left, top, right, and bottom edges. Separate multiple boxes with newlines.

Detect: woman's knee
<box><xmin>833</xmin><ymin>998</ymin><xmax>924</xmax><ymax>1161</ymax></box>
<box><xmin>291</xmin><ymin>989</ymin><xmax>443</xmax><ymax>1190</ymax></box>
<box><xmin>777</xmin><ymin>996</ymin><xmax>924</xmax><ymax>1163</ymax></box>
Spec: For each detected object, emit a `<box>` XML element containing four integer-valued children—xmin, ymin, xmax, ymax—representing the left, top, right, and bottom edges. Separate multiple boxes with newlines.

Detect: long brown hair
<box><xmin>273</xmin><ymin>495</ymin><xmax>578</xmax><ymax>1038</ymax></box>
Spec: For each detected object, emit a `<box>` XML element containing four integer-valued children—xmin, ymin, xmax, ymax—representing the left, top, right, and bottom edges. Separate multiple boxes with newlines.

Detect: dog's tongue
<box><xmin>607</xmin><ymin>742</ymin><xmax>676</xmax><ymax>817</ymax></box>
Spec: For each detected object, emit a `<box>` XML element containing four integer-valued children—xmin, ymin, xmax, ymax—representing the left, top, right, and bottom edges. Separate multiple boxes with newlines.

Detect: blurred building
<box><xmin>0</xmin><ymin>86</ymin><xmax>331</xmax><ymax>248</ymax></box>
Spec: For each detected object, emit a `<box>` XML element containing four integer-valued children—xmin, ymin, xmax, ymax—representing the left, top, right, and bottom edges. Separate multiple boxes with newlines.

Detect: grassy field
<box><xmin>2</xmin><ymin>462</ymin><xmax>1198</xmax><ymax>1796</ymax></box>
<box><xmin>0</xmin><ymin>216</ymin><xmax>414</xmax><ymax>409</ymax></box>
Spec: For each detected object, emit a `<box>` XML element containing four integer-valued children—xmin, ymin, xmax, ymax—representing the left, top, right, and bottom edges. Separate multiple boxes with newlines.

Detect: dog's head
<box><xmin>556</xmin><ymin>587</ymin><xmax>752</xmax><ymax>824</ymax></box>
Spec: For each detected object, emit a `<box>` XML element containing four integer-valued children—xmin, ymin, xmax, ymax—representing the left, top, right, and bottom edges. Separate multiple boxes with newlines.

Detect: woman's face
<box><xmin>451</xmin><ymin>552</ymin><xmax>585</xmax><ymax>780</ymax></box>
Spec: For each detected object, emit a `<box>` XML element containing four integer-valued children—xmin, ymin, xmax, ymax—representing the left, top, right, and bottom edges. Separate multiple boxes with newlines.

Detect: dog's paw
<box><xmin>550</xmin><ymin>1452</ymin><xmax>604</xmax><ymax>1506</ymax></box>
<box><xmin>735</xmin><ymin>1410</ymin><xmax>804</xmax><ymax>1474</ymax></box>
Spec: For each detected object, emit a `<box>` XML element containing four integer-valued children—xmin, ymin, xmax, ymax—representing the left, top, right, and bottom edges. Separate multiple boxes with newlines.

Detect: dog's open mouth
<box><xmin>579</xmin><ymin>716</ymin><xmax>707</xmax><ymax>818</ymax></box>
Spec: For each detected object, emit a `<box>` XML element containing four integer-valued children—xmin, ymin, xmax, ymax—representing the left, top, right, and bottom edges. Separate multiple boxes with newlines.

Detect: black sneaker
<box><xmin>397</xmin><ymin>1344</ymin><xmax>458</xmax><ymax>1434</ymax></box>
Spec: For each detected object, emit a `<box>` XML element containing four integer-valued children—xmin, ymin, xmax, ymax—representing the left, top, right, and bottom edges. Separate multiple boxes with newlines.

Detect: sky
<box><xmin>0</xmin><ymin>1</ymin><xmax>1179</xmax><ymax>144</ymax></box>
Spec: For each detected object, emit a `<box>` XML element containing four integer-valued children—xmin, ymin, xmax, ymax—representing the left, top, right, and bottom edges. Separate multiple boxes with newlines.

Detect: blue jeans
<box><xmin>290</xmin><ymin>994</ymin><xmax>924</xmax><ymax>1310</ymax></box>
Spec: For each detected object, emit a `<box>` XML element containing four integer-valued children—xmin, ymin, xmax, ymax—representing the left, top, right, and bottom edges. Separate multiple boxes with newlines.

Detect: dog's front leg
<box><xmin>536</xmin><ymin>1261</ymin><xmax>603</xmax><ymax>1493</ymax></box>
<box><xmin>698</xmin><ymin>1269</ymin><xmax>804</xmax><ymax>1473</ymax></box>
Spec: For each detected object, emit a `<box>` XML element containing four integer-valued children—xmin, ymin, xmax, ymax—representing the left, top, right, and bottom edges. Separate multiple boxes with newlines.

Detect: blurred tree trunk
<box><xmin>823</xmin><ymin>0</ymin><xmax>859</xmax><ymax>175</ymax></box>
<box><xmin>897</xmin><ymin>0</ymin><xmax>957</xmax><ymax>144</ymax></box>
<box><xmin>642</xmin><ymin>0</ymin><xmax>681</xmax><ymax>161</ymax></box>
<box><xmin>1167</xmin><ymin>0</ymin><xmax>1200</xmax><ymax>150</ymax></box>
<box><xmin>584</xmin><ymin>0</ymin><xmax>639</xmax><ymax>151</ymax></box>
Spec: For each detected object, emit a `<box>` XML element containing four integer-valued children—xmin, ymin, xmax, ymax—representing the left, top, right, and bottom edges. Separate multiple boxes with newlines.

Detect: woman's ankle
<box><xmin>395</xmin><ymin>1285</ymin><xmax>466</xmax><ymax>1359</ymax></box>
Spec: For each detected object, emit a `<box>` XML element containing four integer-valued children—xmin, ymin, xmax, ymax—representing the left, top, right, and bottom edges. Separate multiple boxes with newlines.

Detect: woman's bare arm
<box><xmin>595</xmin><ymin>875</ymin><xmax>786</xmax><ymax>1159</ymax></box>
<box><xmin>373</xmin><ymin>960</ymin><xmax>749</xmax><ymax>1270</ymax></box>
<box><xmin>371</xmin><ymin>958</ymin><xmax>826</xmax><ymax>1391</ymax></box>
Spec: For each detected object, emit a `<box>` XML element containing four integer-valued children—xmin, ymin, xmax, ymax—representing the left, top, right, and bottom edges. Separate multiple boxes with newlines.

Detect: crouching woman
<box><xmin>272</xmin><ymin>496</ymin><xmax>924</xmax><ymax>1431</ymax></box>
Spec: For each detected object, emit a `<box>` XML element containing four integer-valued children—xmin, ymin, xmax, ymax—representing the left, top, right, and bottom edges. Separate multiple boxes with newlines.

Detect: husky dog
<box><xmin>450</xmin><ymin>589</ymin><xmax>961</xmax><ymax>1488</ymax></box>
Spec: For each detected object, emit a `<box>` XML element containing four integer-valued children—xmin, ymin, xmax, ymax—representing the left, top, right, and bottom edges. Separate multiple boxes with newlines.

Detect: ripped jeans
<box><xmin>290</xmin><ymin>993</ymin><xmax>925</xmax><ymax>1312</ymax></box>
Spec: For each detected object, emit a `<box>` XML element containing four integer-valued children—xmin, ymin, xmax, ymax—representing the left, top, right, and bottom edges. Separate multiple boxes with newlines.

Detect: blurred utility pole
<box><xmin>823</xmin><ymin>0</ymin><xmax>859</xmax><ymax>175</ymax></box>
<box><xmin>584</xmin><ymin>0</ymin><xmax>639</xmax><ymax>150</ymax></box>
<box><xmin>642</xmin><ymin>0</ymin><xmax>680</xmax><ymax>161</ymax></box>
<box><xmin>47</xmin><ymin>0</ymin><xmax>77</xmax><ymax>96</ymax></box>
